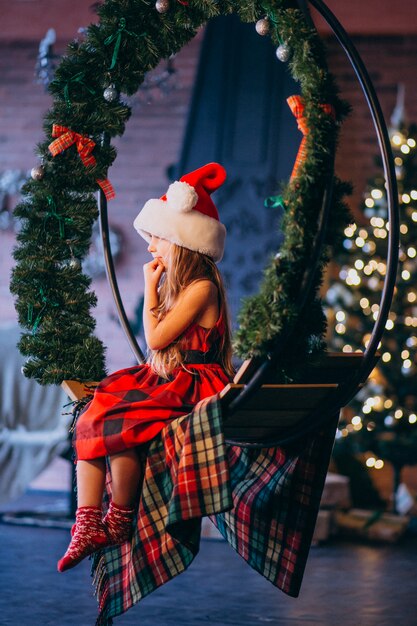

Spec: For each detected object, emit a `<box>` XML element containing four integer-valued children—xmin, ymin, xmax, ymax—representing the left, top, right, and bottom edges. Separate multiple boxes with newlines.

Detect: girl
<box><xmin>58</xmin><ymin>162</ymin><xmax>234</xmax><ymax>572</ymax></box>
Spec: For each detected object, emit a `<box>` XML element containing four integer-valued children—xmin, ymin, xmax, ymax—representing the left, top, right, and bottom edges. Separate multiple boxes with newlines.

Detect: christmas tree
<box><xmin>325</xmin><ymin>87</ymin><xmax>417</xmax><ymax>503</ymax></box>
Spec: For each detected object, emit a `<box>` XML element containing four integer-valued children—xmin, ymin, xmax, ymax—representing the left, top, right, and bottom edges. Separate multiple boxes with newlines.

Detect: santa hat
<box><xmin>133</xmin><ymin>162</ymin><xmax>227</xmax><ymax>262</ymax></box>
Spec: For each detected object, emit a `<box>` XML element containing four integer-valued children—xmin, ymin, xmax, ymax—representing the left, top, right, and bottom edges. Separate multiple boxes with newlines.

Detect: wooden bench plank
<box><xmin>61</xmin><ymin>380</ymin><xmax>98</xmax><ymax>402</ymax></box>
<box><xmin>233</xmin><ymin>352</ymin><xmax>378</xmax><ymax>385</ymax></box>
<box><xmin>220</xmin><ymin>383</ymin><xmax>338</xmax><ymax>410</ymax></box>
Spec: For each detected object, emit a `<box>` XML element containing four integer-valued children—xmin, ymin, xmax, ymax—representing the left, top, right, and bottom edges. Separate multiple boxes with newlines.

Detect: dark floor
<box><xmin>1</xmin><ymin>491</ymin><xmax>417</xmax><ymax>626</ymax></box>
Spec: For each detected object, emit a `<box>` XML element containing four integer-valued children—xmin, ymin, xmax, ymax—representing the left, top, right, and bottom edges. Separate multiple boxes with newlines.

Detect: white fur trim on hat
<box><xmin>133</xmin><ymin>197</ymin><xmax>226</xmax><ymax>262</ymax></box>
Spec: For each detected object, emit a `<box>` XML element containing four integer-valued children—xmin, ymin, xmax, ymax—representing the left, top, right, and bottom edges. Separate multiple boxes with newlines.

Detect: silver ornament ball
<box><xmin>31</xmin><ymin>165</ymin><xmax>45</xmax><ymax>181</ymax></box>
<box><xmin>276</xmin><ymin>43</ymin><xmax>291</xmax><ymax>63</ymax></box>
<box><xmin>103</xmin><ymin>85</ymin><xmax>118</xmax><ymax>102</ymax></box>
<box><xmin>155</xmin><ymin>0</ymin><xmax>170</xmax><ymax>13</ymax></box>
<box><xmin>69</xmin><ymin>258</ymin><xmax>81</xmax><ymax>270</ymax></box>
<box><xmin>255</xmin><ymin>18</ymin><xmax>270</xmax><ymax>36</ymax></box>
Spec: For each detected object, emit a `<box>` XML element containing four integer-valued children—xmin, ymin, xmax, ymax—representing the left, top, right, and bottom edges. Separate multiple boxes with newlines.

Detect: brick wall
<box><xmin>1</xmin><ymin>32</ymin><xmax>417</xmax><ymax>372</ymax></box>
<box><xmin>0</xmin><ymin>33</ymin><xmax>203</xmax><ymax>372</ymax></box>
<box><xmin>326</xmin><ymin>35</ymin><xmax>417</xmax><ymax>220</ymax></box>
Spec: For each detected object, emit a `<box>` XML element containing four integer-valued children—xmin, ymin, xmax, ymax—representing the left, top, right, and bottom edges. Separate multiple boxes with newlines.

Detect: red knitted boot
<box><xmin>103</xmin><ymin>501</ymin><xmax>135</xmax><ymax>545</ymax></box>
<box><xmin>57</xmin><ymin>506</ymin><xmax>110</xmax><ymax>572</ymax></box>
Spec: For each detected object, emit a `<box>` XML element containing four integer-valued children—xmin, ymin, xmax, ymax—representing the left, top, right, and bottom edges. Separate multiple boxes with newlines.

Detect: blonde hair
<box><xmin>148</xmin><ymin>244</ymin><xmax>234</xmax><ymax>380</ymax></box>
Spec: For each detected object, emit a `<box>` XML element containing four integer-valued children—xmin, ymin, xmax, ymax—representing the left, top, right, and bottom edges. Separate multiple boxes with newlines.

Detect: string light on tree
<box><xmin>324</xmin><ymin>86</ymin><xmax>417</xmax><ymax>495</ymax></box>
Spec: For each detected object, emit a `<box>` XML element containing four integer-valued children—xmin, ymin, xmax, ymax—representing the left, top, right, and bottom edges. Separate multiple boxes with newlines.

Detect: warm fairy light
<box><xmin>402</xmin><ymin>270</ymin><xmax>411</xmax><ymax>280</ymax></box>
<box><xmin>353</xmin><ymin>422</ymin><xmax>363</xmax><ymax>431</ymax></box>
<box><xmin>409</xmin><ymin>414</ymin><xmax>417</xmax><ymax>424</ymax></box>
<box><xmin>395</xmin><ymin>157</ymin><xmax>403</xmax><ymax>166</ymax></box>
<box><xmin>365</xmin><ymin>198</ymin><xmax>374</xmax><ymax>208</ymax></box>
<box><xmin>343</xmin><ymin>239</ymin><xmax>353</xmax><ymax>250</ymax></box>
<box><xmin>368</xmin><ymin>277</ymin><xmax>380</xmax><ymax>290</ymax></box>
<box><xmin>336</xmin><ymin>311</ymin><xmax>346</xmax><ymax>321</ymax></box>
<box><xmin>403</xmin><ymin>359</ymin><xmax>412</xmax><ymax>369</ymax></box>
<box><xmin>366</xmin><ymin>241</ymin><xmax>376</xmax><ymax>254</ymax></box>
<box><xmin>407</xmin><ymin>247</ymin><xmax>416</xmax><ymax>258</ymax></box>
<box><xmin>352</xmin><ymin>416</ymin><xmax>362</xmax><ymax>426</ymax></box>
<box><xmin>346</xmin><ymin>269</ymin><xmax>361</xmax><ymax>286</ymax></box>
<box><xmin>344</xmin><ymin>226</ymin><xmax>356</xmax><ymax>237</ymax></box>
<box><xmin>341</xmin><ymin>428</ymin><xmax>349</xmax><ymax>437</ymax></box>
<box><xmin>355</xmin><ymin>259</ymin><xmax>364</xmax><ymax>270</ymax></box>
<box><xmin>385</xmin><ymin>415</ymin><xmax>395</xmax><ymax>426</ymax></box>
<box><xmin>377</xmin><ymin>262</ymin><xmax>386</xmax><ymax>274</ymax></box>
<box><xmin>384</xmin><ymin>399</ymin><xmax>393</xmax><ymax>408</ymax></box>
<box><xmin>343</xmin><ymin>345</ymin><xmax>353</xmax><ymax>353</ymax></box>
<box><xmin>363</xmin><ymin>405</ymin><xmax>372</xmax><ymax>414</ymax></box>
<box><xmin>385</xmin><ymin>319</ymin><xmax>394</xmax><ymax>330</ymax></box>
<box><xmin>395</xmin><ymin>409</ymin><xmax>403</xmax><ymax>419</ymax></box>
<box><xmin>406</xmin><ymin>336</ymin><xmax>417</xmax><ymax>347</ymax></box>
<box><xmin>336</xmin><ymin>323</ymin><xmax>346</xmax><ymax>334</ymax></box>
<box><xmin>408</xmin><ymin>293</ymin><xmax>417</xmax><ymax>303</ymax></box>
<box><xmin>408</xmin><ymin>138</ymin><xmax>416</xmax><ymax>148</ymax></box>
<box><xmin>405</xmin><ymin>316</ymin><xmax>413</xmax><ymax>326</ymax></box>
<box><xmin>401</xmin><ymin>350</ymin><xmax>410</xmax><ymax>359</ymax></box>
<box><xmin>374</xmin><ymin>460</ymin><xmax>384</xmax><ymax>469</ymax></box>
<box><xmin>400</xmin><ymin>224</ymin><xmax>408</xmax><ymax>234</ymax></box>
<box><xmin>359</xmin><ymin>229</ymin><xmax>368</xmax><ymax>239</ymax></box>
<box><xmin>360</xmin><ymin>297</ymin><xmax>369</xmax><ymax>308</ymax></box>
<box><xmin>366</xmin><ymin>457</ymin><xmax>376</xmax><ymax>467</ymax></box>
<box><xmin>402</xmin><ymin>194</ymin><xmax>411</xmax><ymax>204</ymax></box>
<box><xmin>371</xmin><ymin>189</ymin><xmax>383</xmax><ymax>199</ymax></box>
<box><xmin>411</xmin><ymin>190</ymin><xmax>417</xmax><ymax>200</ymax></box>
<box><xmin>371</xmin><ymin>304</ymin><xmax>379</xmax><ymax>313</ymax></box>
<box><xmin>401</xmin><ymin>144</ymin><xmax>411</xmax><ymax>154</ymax></box>
<box><xmin>392</xmin><ymin>134</ymin><xmax>402</xmax><ymax>145</ymax></box>
<box><xmin>374</xmin><ymin>228</ymin><xmax>388</xmax><ymax>239</ymax></box>
<box><xmin>382</xmin><ymin>352</ymin><xmax>391</xmax><ymax>363</ymax></box>
<box><xmin>412</xmin><ymin>212</ymin><xmax>417</xmax><ymax>222</ymax></box>
<box><xmin>355</xmin><ymin>236</ymin><xmax>365</xmax><ymax>247</ymax></box>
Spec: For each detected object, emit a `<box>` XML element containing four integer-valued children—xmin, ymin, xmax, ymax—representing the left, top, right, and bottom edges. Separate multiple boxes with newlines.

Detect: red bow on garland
<box><xmin>48</xmin><ymin>124</ymin><xmax>115</xmax><ymax>200</ymax></box>
<box><xmin>287</xmin><ymin>95</ymin><xmax>336</xmax><ymax>181</ymax></box>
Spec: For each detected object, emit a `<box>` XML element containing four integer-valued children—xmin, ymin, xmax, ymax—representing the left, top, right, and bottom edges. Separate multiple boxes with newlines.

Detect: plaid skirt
<box><xmin>73</xmin><ymin>362</ymin><xmax>230</xmax><ymax>460</ymax></box>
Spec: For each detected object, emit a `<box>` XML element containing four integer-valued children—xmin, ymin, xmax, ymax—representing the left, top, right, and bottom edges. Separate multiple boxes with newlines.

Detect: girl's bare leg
<box><xmin>109</xmin><ymin>448</ymin><xmax>142</xmax><ymax>507</ymax></box>
<box><xmin>76</xmin><ymin>458</ymin><xmax>106</xmax><ymax>508</ymax></box>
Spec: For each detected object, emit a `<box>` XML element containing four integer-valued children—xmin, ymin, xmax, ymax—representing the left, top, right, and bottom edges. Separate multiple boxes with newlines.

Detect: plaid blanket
<box><xmin>92</xmin><ymin>396</ymin><xmax>338</xmax><ymax>625</ymax></box>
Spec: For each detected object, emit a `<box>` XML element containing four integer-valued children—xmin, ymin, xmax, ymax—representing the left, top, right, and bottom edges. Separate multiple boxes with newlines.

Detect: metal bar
<box><xmin>225</xmin><ymin>0</ymin><xmax>399</xmax><ymax>447</ymax></box>
<box><xmin>98</xmin><ymin>133</ymin><xmax>146</xmax><ymax>364</ymax></box>
<box><xmin>226</xmin><ymin>153</ymin><xmax>335</xmax><ymax>416</ymax></box>
<box><xmin>309</xmin><ymin>0</ymin><xmax>399</xmax><ymax>386</ymax></box>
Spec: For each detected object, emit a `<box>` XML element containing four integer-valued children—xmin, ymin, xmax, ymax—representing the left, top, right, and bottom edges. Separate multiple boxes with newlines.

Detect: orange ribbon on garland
<box><xmin>48</xmin><ymin>124</ymin><xmax>115</xmax><ymax>200</ymax></box>
<box><xmin>287</xmin><ymin>95</ymin><xmax>336</xmax><ymax>181</ymax></box>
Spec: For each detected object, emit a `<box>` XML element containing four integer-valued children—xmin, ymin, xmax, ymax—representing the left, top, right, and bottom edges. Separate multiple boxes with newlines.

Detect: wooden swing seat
<box><xmin>220</xmin><ymin>352</ymin><xmax>377</xmax><ymax>442</ymax></box>
<box><xmin>61</xmin><ymin>351</ymin><xmax>377</xmax><ymax>444</ymax></box>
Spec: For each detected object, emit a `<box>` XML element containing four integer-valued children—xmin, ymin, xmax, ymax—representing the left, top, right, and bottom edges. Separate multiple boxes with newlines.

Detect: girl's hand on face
<box><xmin>143</xmin><ymin>258</ymin><xmax>165</xmax><ymax>289</ymax></box>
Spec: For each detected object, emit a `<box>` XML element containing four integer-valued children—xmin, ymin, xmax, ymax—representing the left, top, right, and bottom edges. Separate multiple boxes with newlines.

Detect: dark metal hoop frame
<box><xmin>98</xmin><ymin>0</ymin><xmax>399</xmax><ymax>447</ymax></box>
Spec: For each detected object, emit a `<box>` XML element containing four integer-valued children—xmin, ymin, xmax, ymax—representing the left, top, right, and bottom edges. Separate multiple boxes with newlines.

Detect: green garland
<box><xmin>10</xmin><ymin>0</ymin><xmax>351</xmax><ymax>385</ymax></box>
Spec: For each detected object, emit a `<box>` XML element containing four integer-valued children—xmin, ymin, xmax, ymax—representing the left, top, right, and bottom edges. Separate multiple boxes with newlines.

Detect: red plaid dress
<box><xmin>73</xmin><ymin>316</ymin><xmax>230</xmax><ymax>460</ymax></box>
